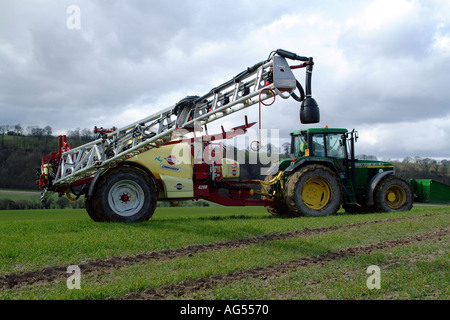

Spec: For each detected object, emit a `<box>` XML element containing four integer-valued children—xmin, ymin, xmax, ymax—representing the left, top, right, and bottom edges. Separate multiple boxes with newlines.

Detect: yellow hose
<box><xmin>65</xmin><ymin>189</ymin><xmax>77</xmax><ymax>202</ymax></box>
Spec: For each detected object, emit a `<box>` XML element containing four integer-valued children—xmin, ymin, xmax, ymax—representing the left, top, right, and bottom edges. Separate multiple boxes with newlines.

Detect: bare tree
<box><xmin>67</xmin><ymin>128</ymin><xmax>81</xmax><ymax>140</ymax></box>
<box><xmin>402</xmin><ymin>157</ymin><xmax>413</xmax><ymax>163</ymax></box>
<box><xmin>14</xmin><ymin>124</ymin><xmax>24</xmax><ymax>136</ymax></box>
<box><xmin>282</xmin><ymin>142</ymin><xmax>291</xmax><ymax>155</ymax></box>
<box><xmin>421</xmin><ymin>158</ymin><xmax>436</xmax><ymax>174</ymax></box>
<box><xmin>44</xmin><ymin>125</ymin><xmax>53</xmax><ymax>136</ymax></box>
<box><xmin>80</xmin><ymin>128</ymin><xmax>94</xmax><ymax>140</ymax></box>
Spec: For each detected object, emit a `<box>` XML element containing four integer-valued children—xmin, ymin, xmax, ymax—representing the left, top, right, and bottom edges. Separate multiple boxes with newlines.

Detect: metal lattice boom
<box><xmin>52</xmin><ymin>50</ymin><xmax>311</xmax><ymax>187</ymax></box>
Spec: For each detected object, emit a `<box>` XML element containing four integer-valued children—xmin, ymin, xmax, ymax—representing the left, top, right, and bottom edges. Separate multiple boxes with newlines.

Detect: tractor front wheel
<box><xmin>261</xmin><ymin>174</ymin><xmax>290</xmax><ymax>216</ymax></box>
<box><xmin>92</xmin><ymin>166</ymin><xmax>157</xmax><ymax>222</ymax></box>
<box><xmin>285</xmin><ymin>165</ymin><xmax>342</xmax><ymax>217</ymax></box>
<box><xmin>374</xmin><ymin>176</ymin><xmax>413</xmax><ymax>212</ymax></box>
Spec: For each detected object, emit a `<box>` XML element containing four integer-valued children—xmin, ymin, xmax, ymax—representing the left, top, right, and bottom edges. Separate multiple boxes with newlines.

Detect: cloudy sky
<box><xmin>1</xmin><ymin>0</ymin><xmax>449</xmax><ymax>160</ymax></box>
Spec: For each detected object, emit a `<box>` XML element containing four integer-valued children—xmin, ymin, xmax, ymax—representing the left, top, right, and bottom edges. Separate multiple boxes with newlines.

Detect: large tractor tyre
<box><xmin>374</xmin><ymin>176</ymin><xmax>413</xmax><ymax>212</ymax></box>
<box><xmin>84</xmin><ymin>195</ymin><xmax>105</xmax><ymax>222</ymax></box>
<box><xmin>92</xmin><ymin>166</ymin><xmax>158</xmax><ymax>222</ymax></box>
<box><xmin>261</xmin><ymin>174</ymin><xmax>290</xmax><ymax>217</ymax></box>
<box><xmin>285</xmin><ymin>165</ymin><xmax>342</xmax><ymax>217</ymax></box>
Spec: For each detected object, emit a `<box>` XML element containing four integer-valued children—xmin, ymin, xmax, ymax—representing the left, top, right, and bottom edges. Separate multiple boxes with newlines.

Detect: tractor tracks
<box><xmin>122</xmin><ymin>226</ymin><xmax>449</xmax><ymax>300</ymax></box>
<box><xmin>0</xmin><ymin>213</ymin><xmax>448</xmax><ymax>293</ymax></box>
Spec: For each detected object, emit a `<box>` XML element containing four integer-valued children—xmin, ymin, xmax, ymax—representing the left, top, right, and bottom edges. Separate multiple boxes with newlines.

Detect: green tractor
<box><xmin>263</xmin><ymin>127</ymin><xmax>414</xmax><ymax>217</ymax></box>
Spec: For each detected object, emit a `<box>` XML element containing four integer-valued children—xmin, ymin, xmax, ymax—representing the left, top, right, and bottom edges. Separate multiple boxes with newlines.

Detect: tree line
<box><xmin>0</xmin><ymin>124</ymin><xmax>96</xmax><ymax>141</ymax></box>
<box><xmin>0</xmin><ymin>125</ymin><xmax>97</xmax><ymax>191</ymax></box>
<box><xmin>0</xmin><ymin>197</ymin><xmax>85</xmax><ymax>211</ymax></box>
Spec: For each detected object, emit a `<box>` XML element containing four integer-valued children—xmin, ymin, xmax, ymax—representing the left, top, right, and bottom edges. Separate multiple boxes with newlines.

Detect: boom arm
<box><xmin>39</xmin><ymin>49</ymin><xmax>319</xmax><ymax>189</ymax></box>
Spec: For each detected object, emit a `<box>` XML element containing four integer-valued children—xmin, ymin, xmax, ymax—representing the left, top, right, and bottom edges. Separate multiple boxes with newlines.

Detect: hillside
<box><xmin>0</xmin><ymin>135</ymin><xmax>93</xmax><ymax>190</ymax></box>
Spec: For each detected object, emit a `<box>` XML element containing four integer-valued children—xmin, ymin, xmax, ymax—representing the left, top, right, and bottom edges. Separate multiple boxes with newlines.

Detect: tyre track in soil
<box><xmin>0</xmin><ymin>212</ymin><xmax>447</xmax><ymax>291</ymax></box>
<box><xmin>120</xmin><ymin>227</ymin><xmax>449</xmax><ymax>300</ymax></box>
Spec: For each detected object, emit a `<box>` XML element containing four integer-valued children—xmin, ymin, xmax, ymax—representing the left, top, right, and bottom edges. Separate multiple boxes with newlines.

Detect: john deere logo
<box><xmin>165</xmin><ymin>155</ymin><xmax>178</xmax><ymax>165</ymax></box>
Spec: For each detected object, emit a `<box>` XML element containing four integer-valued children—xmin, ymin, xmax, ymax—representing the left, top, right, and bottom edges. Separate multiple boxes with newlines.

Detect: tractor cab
<box><xmin>291</xmin><ymin>128</ymin><xmax>348</xmax><ymax>158</ymax></box>
<box><xmin>290</xmin><ymin>128</ymin><xmax>350</xmax><ymax>181</ymax></box>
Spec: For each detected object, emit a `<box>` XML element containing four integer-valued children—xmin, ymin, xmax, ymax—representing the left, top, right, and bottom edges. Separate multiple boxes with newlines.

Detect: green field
<box><xmin>0</xmin><ymin>189</ymin><xmax>42</xmax><ymax>202</ymax></box>
<box><xmin>0</xmin><ymin>205</ymin><xmax>448</xmax><ymax>301</ymax></box>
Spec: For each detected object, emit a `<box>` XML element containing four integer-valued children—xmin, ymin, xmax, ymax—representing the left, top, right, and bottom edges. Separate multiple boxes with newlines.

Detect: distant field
<box><xmin>0</xmin><ymin>204</ymin><xmax>448</xmax><ymax>302</ymax></box>
<box><xmin>0</xmin><ymin>188</ymin><xmax>62</xmax><ymax>209</ymax></box>
<box><xmin>0</xmin><ymin>189</ymin><xmax>42</xmax><ymax>201</ymax></box>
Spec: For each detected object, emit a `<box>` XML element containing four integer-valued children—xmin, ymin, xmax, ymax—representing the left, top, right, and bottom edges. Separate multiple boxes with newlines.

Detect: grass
<box><xmin>0</xmin><ymin>205</ymin><xmax>448</xmax><ymax>300</ymax></box>
<box><xmin>187</xmin><ymin>238</ymin><xmax>449</xmax><ymax>300</ymax></box>
<box><xmin>0</xmin><ymin>206</ymin><xmax>443</xmax><ymax>273</ymax></box>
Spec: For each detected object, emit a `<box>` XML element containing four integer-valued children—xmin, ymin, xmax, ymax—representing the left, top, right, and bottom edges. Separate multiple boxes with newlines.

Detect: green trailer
<box><xmin>409</xmin><ymin>179</ymin><xmax>450</xmax><ymax>203</ymax></box>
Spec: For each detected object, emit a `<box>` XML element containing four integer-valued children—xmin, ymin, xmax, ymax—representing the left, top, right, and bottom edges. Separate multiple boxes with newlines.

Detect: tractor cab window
<box><xmin>310</xmin><ymin>133</ymin><xmax>346</xmax><ymax>159</ymax></box>
<box><xmin>311</xmin><ymin>134</ymin><xmax>325</xmax><ymax>156</ymax></box>
<box><xmin>292</xmin><ymin>133</ymin><xmax>307</xmax><ymax>157</ymax></box>
<box><xmin>326</xmin><ymin>134</ymin><xmax>346</xmax><ymax>159</ymax></box>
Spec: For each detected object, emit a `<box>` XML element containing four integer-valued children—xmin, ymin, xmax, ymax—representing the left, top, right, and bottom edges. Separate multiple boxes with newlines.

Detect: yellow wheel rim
<box><xmin>385</xmin><ymin>185</ymin><xmax>406</xmax><ymax>209</ymax></box>
<box><xmin>302</xmin><ymin>177</ymin><xmax>332</xmax><ymax>210</ymax></box>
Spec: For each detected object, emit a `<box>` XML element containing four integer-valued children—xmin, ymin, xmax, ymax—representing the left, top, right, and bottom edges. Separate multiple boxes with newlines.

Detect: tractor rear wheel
<box><xmin>374</xmin><ymin>176</ymin><xmax>413</xmax><ymax>212</ymax></box>
<box><xmin>285</xmin><ymin>165</ymin><xmax>342</xmax><ymax>217</ymax></box>
<box><xmin>92</xmin><ymin>166</ymin><xmax>157</xmax><ymax>222</ymax></box>
<box><xmin>261</xmin><ymin>174</ymin><xmax>290</xmax><ymax>216</ymax></box>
